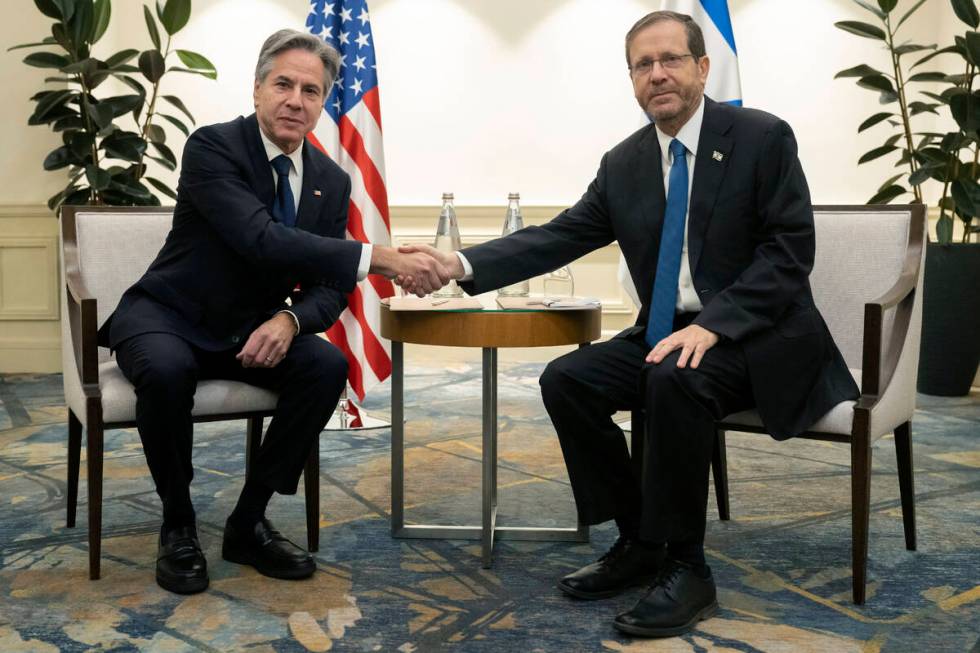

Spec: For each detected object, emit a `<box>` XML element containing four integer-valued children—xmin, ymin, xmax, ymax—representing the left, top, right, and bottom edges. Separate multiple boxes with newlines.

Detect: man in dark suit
<box><xmin>102</xmin><ymin>29</ymin><xmax>448</xmax><ymax>594</ymax></box>
<box><xmin>401</xmin><ymin>11</ymin><xmax>858</xmax><ymax>637</ymax></box>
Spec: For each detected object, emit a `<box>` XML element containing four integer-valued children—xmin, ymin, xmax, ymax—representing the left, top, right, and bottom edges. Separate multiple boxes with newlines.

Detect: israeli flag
<box><xmin>619</xmin><ymin>0</ymin><xmax>742</xmax><ymax>306</ymax></box>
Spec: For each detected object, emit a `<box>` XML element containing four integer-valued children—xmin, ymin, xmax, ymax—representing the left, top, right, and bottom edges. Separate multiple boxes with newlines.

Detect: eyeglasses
<box><xmin>629</xmin><ymin>53</ymin><xmax>696</xmax><ymax>77</ymax></box>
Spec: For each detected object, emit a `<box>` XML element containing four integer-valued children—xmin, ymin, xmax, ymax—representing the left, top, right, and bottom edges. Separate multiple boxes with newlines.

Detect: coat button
<box><xmin>232</xmin><ymin>335</ymin><xmax>241</xmax><ymax>343</ymax></box>
<box><xmin>700</xmin><ymin>288</ymin><xmax>711</xmax><ymax>294</ymax></box>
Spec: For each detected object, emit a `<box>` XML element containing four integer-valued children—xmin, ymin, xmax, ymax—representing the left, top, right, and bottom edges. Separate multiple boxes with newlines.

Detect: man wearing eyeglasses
<box><xmin>401</xmin><ymin>10</ymin><xmax>857</xmax><ymax>637</ymax></box>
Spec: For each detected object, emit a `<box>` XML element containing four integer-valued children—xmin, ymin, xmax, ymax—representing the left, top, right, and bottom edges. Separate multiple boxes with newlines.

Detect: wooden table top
<box><xmin>380</xmin><ymin>304</ymin><xmax>602</xmax><ymax>348</ymax></box>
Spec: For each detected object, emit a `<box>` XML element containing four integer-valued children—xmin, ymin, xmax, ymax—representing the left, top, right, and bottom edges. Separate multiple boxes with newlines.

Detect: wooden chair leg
<box><xmin>711</xmin><ymin>429</ymin><xmax>731</xmax><ymax>521</ymax></box>
<box><xmin>86</xmin><ymin>403</ymin><xmax>104</xmax><ymax>581</ymax></box>
<box><xmin>245</xmin><ymin>417</ymin><xmax>263</xmax><ymax>479</ymax></box>
<box><xmin>67</xmin><ymin>409</ymin><xmax>82</xmax><ymax>528</ymax></box>
<box><xmin>894</xmin><ymin>421</ymin><xmax>917</xmax><ymax>551</ymax></box>
<box><xmin>850</xmin><ymin>429</ymin><xmax>872</xmax><ymax>605</ymax></box>
<box><xmin>305</xmin><ymin>443</ymin><xmax>320</xmax><ymax>552</ymax></box>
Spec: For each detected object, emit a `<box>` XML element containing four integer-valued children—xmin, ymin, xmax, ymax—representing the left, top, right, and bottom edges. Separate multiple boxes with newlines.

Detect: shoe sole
<box><xmin>222</xmin><ymin>546</ymin><xmax>315</xmax><ymax>580</ymax></box>
<box><xmin>556</xmin><ymin>574</ymin><xmax>658</xmax><ymax>600</ymax></box>
<box><xmin>156</xmin><ymin>572</ymin><xmax>209</xmax><ymax>595</ymax></box>
<box><xmin>613</xmin><ymin>600</ymin><xmax>719</xmax><ymax>637</ymax></box>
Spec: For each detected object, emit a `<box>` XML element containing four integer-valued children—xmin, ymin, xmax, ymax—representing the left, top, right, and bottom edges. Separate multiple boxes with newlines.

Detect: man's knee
<box><xmin>302</xmin><ymin>338</ymin><xmax>348</xmax><ymax>391</ymax></box>
<box><xmin>119</xmin><ymin>337</ymin><xmax>197</xmax><ymax>397</ymax></box>
<box><xmin>539</xmin><ymin>353</ymin><xmax>582</xmax><ymax>401</ymax></box>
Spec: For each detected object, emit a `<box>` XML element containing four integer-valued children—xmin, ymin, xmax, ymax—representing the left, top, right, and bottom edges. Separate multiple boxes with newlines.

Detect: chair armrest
<box><xmin>860</xmin><ymin>204</ymin><xmax>926</xmax><ymax>399</ymax></box>
<box><xmin>62</xmin><ymin>209</ymin><xmax>101</xmax><ymax>390</ymax></box>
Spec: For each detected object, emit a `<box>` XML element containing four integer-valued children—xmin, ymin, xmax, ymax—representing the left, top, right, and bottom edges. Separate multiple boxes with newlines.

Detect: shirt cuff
<box><xmin>356</xmin><ymin>243</ymin><xmax>372</xmax><ymax>282</ymax></box>
<box><xmin>456</xmin><ymin>251</ymin><xmax>474</xmax><ymax>282</ymax></box>
<box><xmin>276</xmin><ymin>309</ymin><xmax>301</xmax><ymax>335</ymax></box>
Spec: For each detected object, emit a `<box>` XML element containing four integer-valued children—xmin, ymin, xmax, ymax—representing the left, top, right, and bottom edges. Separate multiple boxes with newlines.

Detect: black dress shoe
<box><xmin>222</xmin><ymin>517</ymin><xmax>315</xmax><ymax>579</ymax></box>
<box><xmin>156</xmin><ymin>525</ymin><xmax>209</xmax><ymax>594</ymax></box>
<box><xmin>613</xmin><ymin>560</ymin><xmax>718</xmax><ymax>637</ymax></box>
<box><xmin>557</xmin><ymin>536</ymin><xmax>664</xmax><ymax>600</ymax></box>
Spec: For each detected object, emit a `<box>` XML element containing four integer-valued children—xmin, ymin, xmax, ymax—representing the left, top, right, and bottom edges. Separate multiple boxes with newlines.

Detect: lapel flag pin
<box><xmin>313</xmin><ymin>189</ymin><xmax>322</xmax><ymax>197</ymax></box>
<box><xmin>712</xmin><ymin>151</ymin><xmax>724</xmax><ymax>162</ymax></box>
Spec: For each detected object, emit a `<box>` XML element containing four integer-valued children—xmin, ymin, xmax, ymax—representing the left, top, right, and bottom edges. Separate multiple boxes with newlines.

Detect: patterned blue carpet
<box><xmin>0</xmin><ymin>363</ymin><xmax>978</xmax><ymax>652</ymax></box>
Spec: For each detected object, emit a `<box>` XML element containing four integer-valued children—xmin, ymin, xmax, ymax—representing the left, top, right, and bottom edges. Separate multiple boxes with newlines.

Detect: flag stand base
<box><xmin>323</xmin><ymin>390</ymin><xmax>391</xmax><ymax>431</ymax></box>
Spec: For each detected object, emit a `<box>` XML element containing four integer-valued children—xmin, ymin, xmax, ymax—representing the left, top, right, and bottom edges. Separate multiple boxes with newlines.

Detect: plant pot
<box><xmin>917</xmin><ymin>241</ymin><xmax>980</xmax><ymax>396</ymax></box>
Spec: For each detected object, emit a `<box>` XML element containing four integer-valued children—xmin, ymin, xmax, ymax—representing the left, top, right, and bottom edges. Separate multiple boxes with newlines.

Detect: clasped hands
<box><xmin>370</xmin><ymin>243</ymin><xmax>463</xmax><ymax>297</ymax></box>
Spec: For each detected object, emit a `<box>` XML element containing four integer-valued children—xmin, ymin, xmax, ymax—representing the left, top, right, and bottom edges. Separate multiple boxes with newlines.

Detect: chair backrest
<box><xmin>62</xmin><ymin>207</ymin><xmax>174</xmax><ymax>365</ymax></box>
<box><xmin>810</xmin><ymin>206</ymin><xmax>918</xmax><ymax>370</ymax></box>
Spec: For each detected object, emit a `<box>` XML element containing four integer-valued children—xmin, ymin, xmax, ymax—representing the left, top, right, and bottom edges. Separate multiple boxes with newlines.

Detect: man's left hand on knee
<box><xmin>646</xmin><ymin>325</ymin><xmax>720</xmax><ymax>369</ymax></box>
<box><xmin>236</xmin><ymin>313</ymin><xmax>297</xmax><ymax>368</ymax></box>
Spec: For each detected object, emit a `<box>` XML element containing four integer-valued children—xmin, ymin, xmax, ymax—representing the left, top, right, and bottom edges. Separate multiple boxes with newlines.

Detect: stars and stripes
<box><xmin>306</xmin><ymin>0</ymin><xmax>395</xmax><ymax>412</ymax></box>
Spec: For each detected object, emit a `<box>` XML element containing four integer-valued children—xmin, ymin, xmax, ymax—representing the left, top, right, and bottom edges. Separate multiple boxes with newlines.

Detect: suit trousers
<box><xmin>115</xmin><ymin>332</ymin><xmax>348</xmax><ymax>526</ymax></box>
<box><xmin>538</xmin><ymin>320</ymin><xmax>754</xmax><ymax>545</ymax></box>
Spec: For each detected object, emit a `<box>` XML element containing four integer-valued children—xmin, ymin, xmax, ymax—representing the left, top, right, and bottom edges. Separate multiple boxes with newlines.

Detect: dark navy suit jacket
<box><xmin>101</xmin><ymin>113</ymin><xmax>362</xmax><ymax>351</ymax></box>
<box><xmin>459</xmin><ymin>98</ymin><xmax>859</xmax><ymax>439</ymax></box>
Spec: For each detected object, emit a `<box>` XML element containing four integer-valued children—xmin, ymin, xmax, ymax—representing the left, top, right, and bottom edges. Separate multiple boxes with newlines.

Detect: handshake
<box><xmin>369</xmin><ymin>244</ymin><xmax>465</xmax><ymax>296</ymax></box>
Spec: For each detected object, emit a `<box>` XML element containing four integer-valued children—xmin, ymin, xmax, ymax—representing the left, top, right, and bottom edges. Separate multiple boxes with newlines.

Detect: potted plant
<box><xmin>10</xmin><ymin>0</ymin><xmax>216</xmax><ymax>210</ymax></box>
<box><xmin>835</xmin><ymin>0</ymin><xmax>980</xmax><ymax>395</ymax></box>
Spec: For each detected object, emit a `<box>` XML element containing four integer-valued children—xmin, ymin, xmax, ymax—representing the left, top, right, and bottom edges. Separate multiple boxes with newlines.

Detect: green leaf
<box><xmin>834</xmin><ymin>64</ymin><xmax>886</xmax><ymax>78</ymax></box>
<box><xmin>950</xmin><ymin>92</ymin><xmax>980</xmax><ymax>131</ymax></box>
<box><xmin>159</xmin><ymin>112</ymin><xmax>190</xmax><ymax>136</ymax></box>
<box><xmin>175</xmin><ymin>49</ymin><xmax>216</xmax><ymax>74</ymax></box>
<box><xmin>851</xmin><ymin>0</ymin><xmax>886</xmax><ymax>18</ymax></box>
<box><xmin>894</xmin><ymin>43</ymin><xmax>936</xmax><ymax>56</ymax></box>
<box><xmin>936</xmin><ymin>215</ymin><xmax>954</xmax><ymax>244</ymax></box>
<box><xmin>138</xmin><ymin>49</ymin><xmax>166</xmax><ymax>83</ymax></box>
<box><xmin>146</xmin><ymin>124</ymin><xmax>167</xmax><ymax>143</ymax></box>
<box><xmin>43</xmin><ymin>145</ymin><xmax>72</xmax><ymax>170</ymax></box>
<box><xmin>92</xmin><ymin>0</ymin><xmax>111</xmax><ymax>43</ymax></box>
<box><xmin>835</xmin><ymin>20</ymin><xmax>886</xmax><ymax>40</ymax></box>
<box><xmin>7</xmin><ymin>37</ymin><xmax>59</xmax><ymax>51</ymax></box>
<box><xmin>858</xmin><ymin>112</ymin><xmax>894</xmax><ymax>132</ymax></box>
<box><xmin>857</xmin><ymin>74</ymin><xmax>895</xmax><ymax>93</ymax></box>
<box><xmin>146</xmin><ymin>154</ymin><xmax>176</xmax><ymax>171</ymax></box>
<box><xmin>909</xmin><ymin>163</ymin><xmax>945</xmax><ymax>186</ymax></box>
<box><xmin>879</xmin><ymin>90</ymin><xmax>899</xmax><ymax>104</ymax></box>
<box><xmin>145</xmin><ymin>176</ymin><xmax>178</xmax><ymax>200</ymax></box>
<box><xmin>883</xmin><ymin>133</ymin><xmax>903</xmax><ymax>147</ymax></box>
<box><xmin>867</xmin><ymin>184</ymin><xmax>906</xmax><ymax>204</ymax></box>
<box><xmin>912</xmin><ymin>45</ymin><xmax>961</xmax><ymax>69</ymax></box>
<box><xmin>159</xmin><ymin>0</ymin><xmax>191</xmax><ymax>35</ymax></box>
<box><xmin>105</xmin><ymin>48</ymin><xmax>139</xmax><ymax>69</ymax></box>
<box><xmin>908</xmin><ymin>71</ymin><xmax>948</xmax><ymax>82</ymax></box>
<box><xmin>85</xmin><ymin>164</ymin><xmax>112</xmax><ymax>191</ymax></box>
<box><xmin>167</xmin><ymin>65</ymin><xmax>217</xmax><ymax>80</ymax></box>
<box><xmin>896</xmin><ymin>0</ymin><xmax>928</xmax><ymax>29</ymax></box>
<box><xmin>114</xmin><ymin>74</ymin><xmax>147</xmax><ymax>96</ymax></box>
<box><xmin>143</xmin><ymin>5</ymin><xmax>161</xmax><ymax>50</ymax></box>
<box><xmin>69</xmin><ymin>131</ymin><xmax>95</xmax><ymax>159</ymax></box>
<box><xmin>951</xmin><ymin>178</ymin><xmax>980</xmax><ymax>216</ymax></box>
<box><xmin>33</xmin><ymin>89</ymin><xmax>75</xmax><ymax>122</ymax></box>
<box><xmin>878</xmin><ymin>173</ymin><xmax>903</xmax><ymax>191</ymax></box>
<box><xmin>84</xmin><ymin>100</ymin><xmax>114</xmax><ymax>129</ymax></box>
<box><xmin>70</xmin><ymin>0</ymin><xmax>94</xmax><ymax>48</ymax></box>
<box><xmin>966</xmin><ymin>31</ymin><xmax>980</xmax><ymax>65</ymax></box>
<box><xmin>103</xmin><ymin>94</ymin><xmax>144</xmax><ymax>117</ymax></box>
<box><xmin>859</xmin><ymin>144</ymin><xmax>898</xmax><ymax>164</ymax></box>
<box><xmin>909</xmin><ymin>101</ymin><xmax>940</xmax><ymax>115</ymax></box>
<box><xmin>161</xmin><ymin>94</ymin><xmax>195</xmax><ymax>125</ymax></box>
<box><xmin>23</xmin><ymin>52</ymin><xmax>70</xmax><ymax>69</ymax></box>
<box><xmin>952</xmin><ymin>0</ymin><xmax>980</xmax><ymax>28</ymax></box>
<box><xmin>52</xmin><ymin>114</ymin><xmax>85</xmax><ymax>131</ymax></box>
<box><xmin>150</xmin><ymin>140</ymin><xmax>177</xmax><ymax>166</ymax></box>
<box><xmin>876</xmin><ymin>0</ymin><xmax>898</xmax><ymax>13</ymax></box>
<box><xmin>101</xmin><ymin>131</ymin><xmax>147</xmax><ymax>161</ymax></box>
<box><xmin>108</xmin><ymin>177</ymin><xmax>153</xmax><ymax>201</ymax></box>
<box><xmin>36</xmin><ymin>0</ymin><xmax>75</xmax><ymax>21</ymax></box>
<box><xmin>62</xmin><ymin>57</ymin><xmax>99</xmax><ymax>74</ymax></box>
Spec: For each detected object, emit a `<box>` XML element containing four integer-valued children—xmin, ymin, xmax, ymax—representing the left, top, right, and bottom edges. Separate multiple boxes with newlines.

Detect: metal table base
<box><xmin>390</xmin><ymin>341</ymin><xmax>589</xmax><ymax>568</ymax></box>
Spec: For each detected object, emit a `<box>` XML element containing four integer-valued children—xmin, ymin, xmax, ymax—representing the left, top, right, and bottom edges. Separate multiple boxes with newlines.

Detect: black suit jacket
<box><xmin>101</xmin><ymin>113</ymin><xmax>363</xmax><ymax>351</ymax></box>
<box><xmin>459</xmin><ymin>97</ymin><xmax>858</xmax><ymax>439</ymax></box>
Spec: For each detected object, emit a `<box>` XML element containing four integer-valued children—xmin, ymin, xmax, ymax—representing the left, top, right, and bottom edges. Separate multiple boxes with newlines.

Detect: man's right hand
<box><xmin>370</xmin><ymin>245</ymin><xmax>452</xmax><ymax>297</ymax></box>
<box><xmin>395</xmin><ymin>244</ymin><xmax>465</xmax><ymax>293</ymax></box>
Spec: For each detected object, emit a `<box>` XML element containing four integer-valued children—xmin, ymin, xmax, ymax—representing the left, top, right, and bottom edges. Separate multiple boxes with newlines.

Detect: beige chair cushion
<box><xmin>63</xmin><ymin>359</ymin><xmax>279</xmax><ymax>425</ymax></box>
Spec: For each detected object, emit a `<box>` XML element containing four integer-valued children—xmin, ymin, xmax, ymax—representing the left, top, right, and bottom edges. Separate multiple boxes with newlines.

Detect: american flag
<box><xmin>306</xmin><ymin>0</ymin><xmax>395</xmax><ymax>412</ymax></box>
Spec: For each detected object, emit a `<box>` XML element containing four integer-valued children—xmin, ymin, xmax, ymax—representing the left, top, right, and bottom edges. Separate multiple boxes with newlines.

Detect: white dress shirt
<box><xmin>258</xmin><ymin>129</ymin><xmax>371</xmax><ymax>333</ymax></box>
<box><xmin>455</xmin><ymin>99</ymin><xmax>705</xmax><ymax>315</ymax></box>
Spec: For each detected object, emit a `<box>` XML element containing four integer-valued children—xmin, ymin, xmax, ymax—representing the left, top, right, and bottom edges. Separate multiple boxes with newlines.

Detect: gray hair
<box><xmin>255</xmin><ymin>29</ymin><xmax>341</xmax><ymax>94</ymax></box>
<box><xmin>624</xmin><ymin>11</ymin><xmax>706</xmax><ymax>67</ymax></box>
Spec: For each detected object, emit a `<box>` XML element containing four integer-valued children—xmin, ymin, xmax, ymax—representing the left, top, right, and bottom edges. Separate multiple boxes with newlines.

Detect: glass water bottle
<box><xmin>497</xmin><ymin>192</ymin><xmax>530</xmax><ymax>297</ymax></box>
<box><xmin>432</xmin><ymin>192</ymin><xmax>463</xmax><ymax>298</ymax></box>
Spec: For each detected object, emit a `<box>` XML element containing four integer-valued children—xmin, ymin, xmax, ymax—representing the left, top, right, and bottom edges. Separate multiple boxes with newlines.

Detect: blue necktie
<box><xmin>271</xmin><ymin>154</ymin><xmax>296</xmax><ymax>228</ymax></box>
<box><xmin>645</xmin><ymin>138</ymin><xmax>688</xmax><ymax>348</ymax></box>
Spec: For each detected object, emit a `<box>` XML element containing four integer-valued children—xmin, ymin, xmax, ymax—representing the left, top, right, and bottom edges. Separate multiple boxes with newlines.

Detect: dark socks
<box><xmin>229</xmin><ymin>479</ymin><xmax>275</xmax><ymax>527</ymax></box>
<box><xmin>615</xmin><ymin>514</ymin><xmax>641</xmax><ymax>540</ymax></box>
<box><xmin>668</xmin><ymin>541</ymin><xmax>709</xmax><ymax>576</ymax></box>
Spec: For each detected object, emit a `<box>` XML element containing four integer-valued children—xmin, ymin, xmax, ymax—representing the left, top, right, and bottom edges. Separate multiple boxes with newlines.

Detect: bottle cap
<box><xmin>442</xmin><ymin>192</ymin><xmax>454</xmax><ymax>200</ymax></box>
<box><xmin>508</xmin><ymin>192</ymin><xmax>520</xmax><ymax>200</ymax></box>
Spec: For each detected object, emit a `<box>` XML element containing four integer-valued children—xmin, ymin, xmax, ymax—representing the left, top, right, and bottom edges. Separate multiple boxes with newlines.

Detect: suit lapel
<box><xmin>634</xmin><ymin>126</ymin><xmax>666</xmax><ymax>243</ymax></box>
<box><xmin>244</xmin><ymin>114</ymin><xmax>277</xmax><ymax>213</ymax></box>
<box><xmin>295</xmin><ymin>139</ymin><xmax>322</xmax><ymax>232</ymax></box>
<box><xmin>688</xmin><ymin>98</ymin><xmax>733</xmax><ymax>275</ymax></box>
